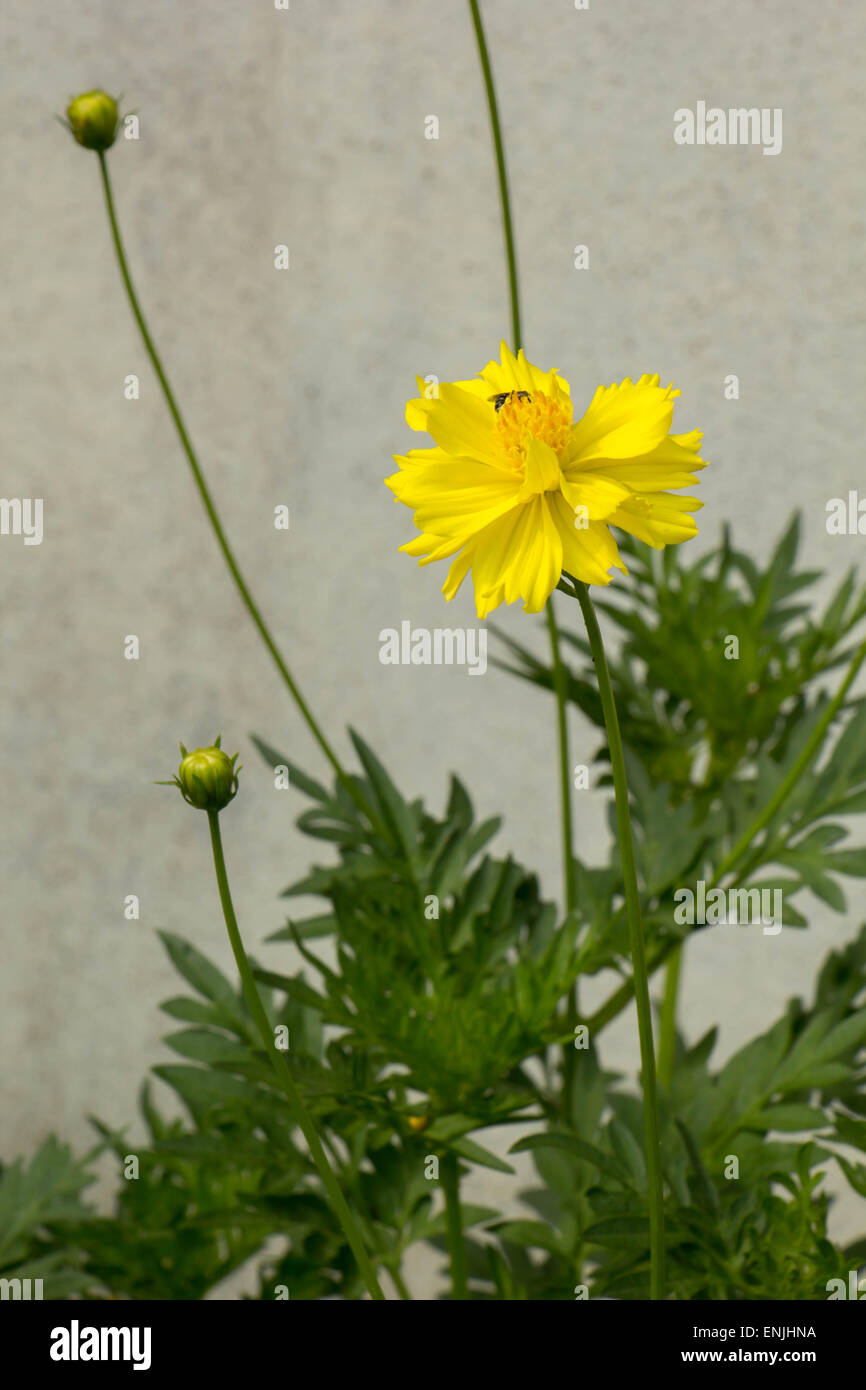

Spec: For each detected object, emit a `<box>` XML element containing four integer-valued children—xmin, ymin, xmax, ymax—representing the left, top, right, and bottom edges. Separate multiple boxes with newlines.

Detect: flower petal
<box><xmin>550</xmin><ymin>493</ymin><xmax>628</xmax><ymax>585</ymax></box>
<box><xmin>442</xmin><ymin>545</ymin><xmax>475</xmax><ymax>601</ymax></box>
<box><xmin>570</xmin><ymin>429</ymin><xmax>707</xmax><ymax>491</ymax></box>
<box><xmin>388</xmin><ymin>457</ymin><xmax>522</xmax><ymax>537</ymax></box>
<box><xmin>609</xmin><ymin>492</ymin><xmax>703</xmax><ymax>548</ymax></box>
<box><xmin>569</xmin><ymin>375</ymin><xmax>679</xmax><ymax>464</ymax></box>
<box><xmin>400</xmin><ymin>531</ymin><xmax>466</xmax><ymax>565</ymax></box>
<box><xmin>520</xmin><ymin>436</ymin><xmax>561</xmax><ymax>495</ymax></box>
<box><xmin>489</xmin><ymin>497</ymin><xmax>563</xmax><ymax>614</ymax></box>
<box><xmin>423</xmin><ymin>383</ymin><xmax>514</xmax><ymax>467</ymax></box>
<box><xmin>560</xmin><ymin>472</ymin><xmax>633</xmax><ymax>521</ymax></box>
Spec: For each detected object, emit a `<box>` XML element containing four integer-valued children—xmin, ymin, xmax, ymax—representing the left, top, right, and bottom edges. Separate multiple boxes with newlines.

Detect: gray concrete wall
<box><xmin>3</xmin><ymin>0</ymin><xmax>865</xmax><ymax>1293</ymax></box>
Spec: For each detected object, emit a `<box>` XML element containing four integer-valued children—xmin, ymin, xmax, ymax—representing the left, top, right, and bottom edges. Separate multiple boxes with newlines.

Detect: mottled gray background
<box><xmin>2</xmin><ymin>0</ymin><xmax>865</xmax><ymax>1296</ymax></box>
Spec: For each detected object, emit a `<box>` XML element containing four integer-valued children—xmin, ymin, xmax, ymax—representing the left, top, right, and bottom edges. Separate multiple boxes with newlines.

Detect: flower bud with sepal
<box><xmin>64</xmin><ymin>90</ymin><xmax>120</xmax><ymax>151</ymax></box>
<box><xmin>160</xmin><ymin>736</ymin><xmax>241</xmax><ymax>812</ymax></box>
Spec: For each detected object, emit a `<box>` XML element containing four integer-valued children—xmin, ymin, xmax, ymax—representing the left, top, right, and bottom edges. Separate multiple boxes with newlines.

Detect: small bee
<box><xmin>488</xmin><ymin>389</ymin><xmax>532</xmax><ymax>412</ymax></box>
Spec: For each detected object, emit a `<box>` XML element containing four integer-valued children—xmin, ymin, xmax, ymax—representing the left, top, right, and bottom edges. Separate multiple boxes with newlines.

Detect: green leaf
<box><xmin>349</xmin><ymin>729</ymin><xmax>417</xmax><ymax>861</ymax></box>
<box><xmin>159</xmin><ymin>996</ymin><xmax>228</xmax><ymax>1027</ymax></box>
<box><xmin>583</xmin><ymin>1216</ymin><xmax>650</xmax><ymax>1249</ymax></box>
<box><xmin>249</xmin><ymin>736</ymin><xmax>329</xmax><ymax>802</ymax></box>
<box><xmin>266</xmin><ymin>913</ymin><xmax>338</xmax><ymax>943</ymax></box>
<box><xmin>152</xmin><ymin>1064</ymin><xmax>256</xmax><ymax>1114</ymax></box>
<box><xmin>775</xmin><ymin>1011</ymin><xmax>866</xmax><ymax>1091</ymax></box>
<box><xmin>836</xmin><ymin>1158</ymin><xmax>866</xmax><ymax>1200</ymax></box>
<box><xmin>747</xmin><ymin>1104</ymin><xmax>828</xmax><ymax>1133</ymax></box>
<box><xmin>162</xmin><ymin>1029</ymin><xmax>251</xmax><ymax>1067</ymax></box>
<box><xmin>156</xmin><ymin>932</ymin><xmax>241</xmax><ymax>1017</ymax></box>
<box><xmin>486</xmin><ymin>1219</ymin><xmax>562</xmax><ymax>1255</ymax></box>
<box><xmin>448</xmin><ymin>1136</ymin><xmax>515</xmax><ymax>1175</ymax></box>
<box><xmin>510</xmin><ymin>1131</ymin><xmax>631</xmax><ymax>1187</ymax></box>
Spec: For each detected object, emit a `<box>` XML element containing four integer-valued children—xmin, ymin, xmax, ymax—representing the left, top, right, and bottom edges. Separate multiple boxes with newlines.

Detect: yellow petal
<box><xmin>423</xmin><ymin>383</ymin><xmax>512</xmax><ymax>468</ymax></box>
<box><xmin>397</xmin><ymin>461</ymin><xmax>522</xmax><ymax>538</ymax></box>
<box><xmin>609</xmin><ymin>493</ymin><xmax>702</xmax><ymax>548</ymax></box>
<box><xmin>491</xmin><ymin>497</ymin><xmax>563</xmax><ymax>614</ymax></box>
<box><xmin>568</xmin><ymin>429</ymin><xmax>706</xmax><ymax>491</ymax></box>
<box><xmin>469</xmin><ymin>504</ymin><xmax>534</xmax><ymax>600</ymax></box>
<box><xmin>560</xmin><ymin>472</ymin><xmax>633</xmax><ymax>521</ymax></box>
<box><xmin>569</xmin><ymin>375</ymin><xmax>678</xmax><ymax>464</ymax></box>
<box><xmin>442</xmin><ymin>544</ymin><xmax>475</xmax><ymax>601</ymax></box>
<box><xmin>400</xmin><ymin>531</ymin><xmax>466</xmax><ymax>565</ymax></box>
<box><xmin>406</xmin><ymin>376</ymin><xmax>441</xmax><ymax>431</ymax></box>
<box><xmin>520</xmin><ymin>436</ymin><xmax>561</xmax><ymax>495</ymax></box>
<box><xmin>550</xmin><ymin>493</ymin><xmax>627</xmax><ymax>585</ymax></box>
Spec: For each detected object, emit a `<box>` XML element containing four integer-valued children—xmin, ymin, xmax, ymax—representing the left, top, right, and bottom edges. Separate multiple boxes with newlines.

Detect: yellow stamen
<box><xmin>496</xmin><ymin>390</ymin><xmax>572</xmax><ymax>466</ymax></box>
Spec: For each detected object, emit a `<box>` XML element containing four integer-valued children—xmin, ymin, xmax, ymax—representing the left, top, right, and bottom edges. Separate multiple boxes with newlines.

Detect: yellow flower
<box><xmin>385</xmin><ymin>343</ymin><xmax>706</xmax><ymax>619</ymax></box>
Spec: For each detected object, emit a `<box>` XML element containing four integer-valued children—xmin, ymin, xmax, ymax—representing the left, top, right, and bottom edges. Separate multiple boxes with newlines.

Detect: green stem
<box><xmin>547</xmin><ymin>597</ymin><xmax>580</xmax><ymax>1113</ymax></box>
<box><xmin>657</xmin><ymin>944</ymin><xmax>682</xmax><ymax>1090</ymax></box>
<box><xmin>96</xmin><ymin>151</ymin><xmax>368</xmax><ymax>816</ymax></box>
<box><xmin>441</xmin><ymin>1151</ymin><xmax>468</xmax><ymax>1300</ymax></box>
<box><xmin>466</xmin><ymin>0</ymin><xmax>522</xmax><ymax>351</ymax></box>
<box><xmin>206</xmin><ymin>809</ymin><xmax>385</xmax><ymax>1301</ymax></box>
<box><xmin>569</xmin><ymin>580</ymin><xmax>665</xmax><ymax>1300</ymax></box>
<box><xmin>466</xmin><ymin>0</ymin><xmax>578</xmax><ymax>1113</ymax></box>
<box><xmin>390</xmin><ymin>1267</ymin><xmax>412</xmax><ymax>1301</ymax></box>
<box><xmin>585</xmin><ymin>633</ymin><xmax>866</xmax><ymax>1039</ymax></box>
<box><xmin>546</xmin><ymin>599</ymin><xmax>577</xmax><ymax>916</ymax></box>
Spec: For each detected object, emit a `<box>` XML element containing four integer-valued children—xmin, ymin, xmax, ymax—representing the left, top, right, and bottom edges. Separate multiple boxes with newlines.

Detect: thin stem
<box><xmin>466</xmin><ymin>0</ymin><xmax>522</xmax><ymax>350</ymax></box>
<box><xmin>547</xmin><ymin>597</ymin><xmax>580</xmax><ymax>1114</ymax></box>
<box><xmin>585</xmin><ymin>633</ymin><xmax>866</xmax><ymax>1039</ymax></box>
<box><xmin>570</xmin><ymin>580</ymin><xmax>665</xmax><ymax>1300</ymax></box>
<box><xmin>390</xmin><ymin>1267</ymin><xmax>412</xmax><ymax>1301</ymax></box>
<box><xmin>441</xmin><ymin>1151</ymin><xmax>468</xmax><ymax>1300</ymax></box>
<box><xmin>465</xmin><ymin>0</ymin><xmax>578</xmax><ymax>1115</ymax></box>
<box><xmin>96</xmin><ymin>152</ymin><xmax>368</xmax><ymax>815</ymax></box>
<box><xmin>546</xmin><ymin>600</ymin><xmax>577</xmax><ymax>916</ymax></box>
<box><xmin>206</xmin><ymin>809</ymin><xmax>385</xmax><ymax>1301</ymax></box>
<box><xmin>657</xmin><ymin>944</ymin><xmax>682</xmax><ymax>1090</ymax></box>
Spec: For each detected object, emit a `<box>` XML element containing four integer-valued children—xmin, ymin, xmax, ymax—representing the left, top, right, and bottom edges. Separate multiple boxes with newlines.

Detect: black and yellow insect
<box><xmin>488</xmin><ymin>389</ymin><xmax>532</xmax><ymax>412</ymax></box>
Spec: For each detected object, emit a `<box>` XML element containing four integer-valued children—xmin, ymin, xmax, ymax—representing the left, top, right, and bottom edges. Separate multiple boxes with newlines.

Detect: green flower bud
<box><xmin>161</xmin><ymin>737</ymin><xmax>241</xmax><ymax>812</ymax></box>
<box><xmin>65</xmin><ymin>90</ymin><xmax>119</xmax><ymax>151</ymax></box>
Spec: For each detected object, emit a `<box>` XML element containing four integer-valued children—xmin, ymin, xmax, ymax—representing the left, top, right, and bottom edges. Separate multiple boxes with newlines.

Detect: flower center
<box><xmin>494</xmin><ymin>390</ymin><xmax>572</xmax><ymax>465</ymax></box>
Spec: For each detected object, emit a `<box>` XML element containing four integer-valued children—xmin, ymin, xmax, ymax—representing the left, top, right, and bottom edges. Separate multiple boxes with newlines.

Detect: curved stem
<box><xmin>656</xmin><ymin>944</ymin><xmax>682</xmax><ymax>1090</ymax></box>
<box><xmin>206</xmin><ymin>810</ymin><xmax>385</xmax><ymax>1301</ymax></box>
<box><xmin>466</xmin><ymin>0</ymin><xmax>522</xmax><ymax>351</ymax></box>
<box><xmin>441</xmin><ymin>1151</ymin><xmax>468</xmax><ymax>1300</ymax></box>
<box><xmin>96</xmin><ymin>152</ymin><xmax>366</xmax><ymax>813</ymax></box>
<box><xmin>569</xmin><ymin>580</ymin><xmax>665</xmax><ymax>1300</ymax></box>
